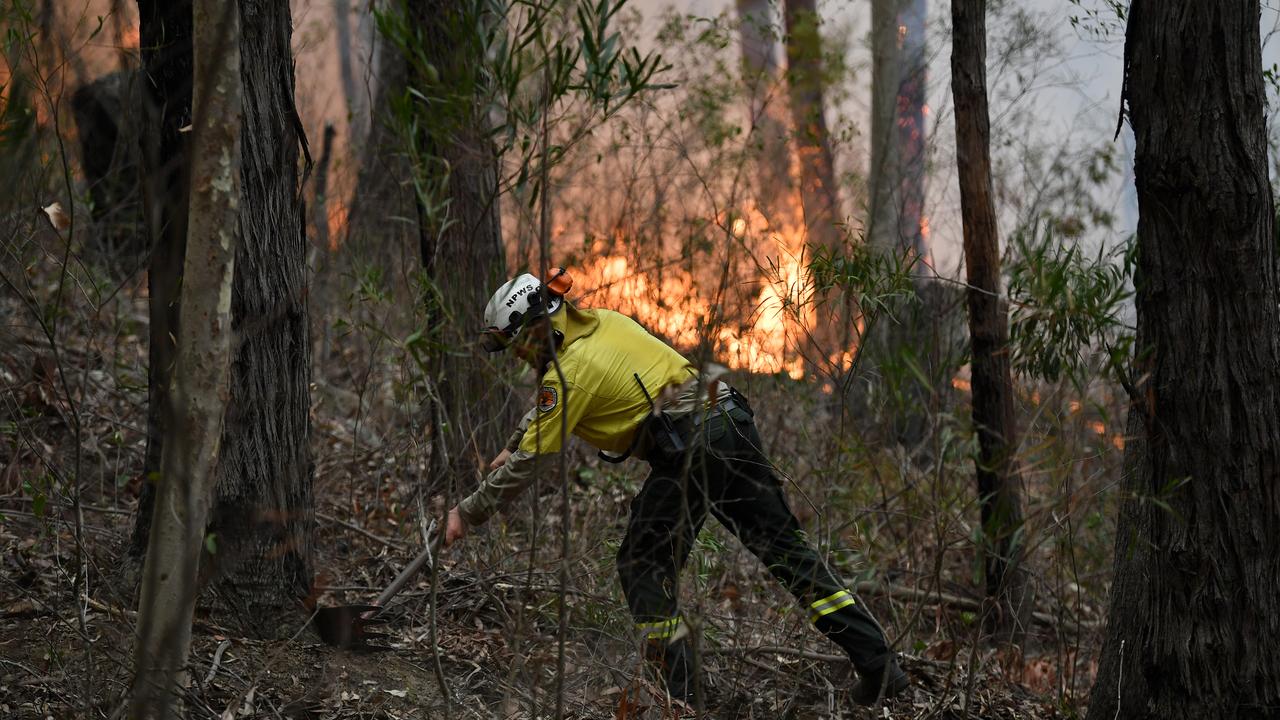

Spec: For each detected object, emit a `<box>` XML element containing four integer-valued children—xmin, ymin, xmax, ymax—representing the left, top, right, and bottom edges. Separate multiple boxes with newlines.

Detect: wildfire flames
<box><xmin>574</xmin><ymin>206</ymin><xmax>816</xmax><ymax>379</ymax></box>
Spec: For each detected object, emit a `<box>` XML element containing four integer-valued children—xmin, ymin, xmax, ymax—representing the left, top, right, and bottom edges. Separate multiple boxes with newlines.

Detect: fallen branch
<box><xmin>852</xmin><ymin>581</ymin><xmax>1100</xmax><ymax>630</ymax></box>
<box><xmin>316</xmin><ymin>512</ymin><xmax>407</xmax><ymax>552</ymax></box>
<box><xmin>203</xmin><ymin>639</ymin><xmax>232</xmax><ymax>685</ymax></box>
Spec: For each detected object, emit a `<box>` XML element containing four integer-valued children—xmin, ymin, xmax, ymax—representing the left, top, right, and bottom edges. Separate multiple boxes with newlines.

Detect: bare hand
<box><xmin>443</xmin><ymin>506</ymin><xmax>468</xmax><ymax>548</ymax></box>
<box><xmin>488</xmin><ymin>448</ymin><xmax>512</xmax><ymax>471</ymax></box>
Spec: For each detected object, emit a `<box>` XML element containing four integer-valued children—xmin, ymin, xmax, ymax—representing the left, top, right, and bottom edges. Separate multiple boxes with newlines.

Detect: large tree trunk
<box><xmin>204</xmin><ymin>0</ymin><xmax>313</xmax><ymax>632</ymax></box>
<box><xmin>782</xmin><ymin>0</ymin><xmax>840</xmax><ymax>251</ymax></box>
<box><xmin>1086</xmin><ymin>3</ymin><xmax>1280</xmax><ymax>718</ymax></box>
<box><xmin>403</xmin><ymin>0</ymin><xmax>508</xmax><ymax>491</ymax></box>
<box><xmin>868</xmin><ymin>0</ymin><xmax>927</xmax><ymax>263</ymax></box>
<box><xmin>128</xmin><ymin>0</ymin><xmax>240</xmax><ymax>715</ymax></box>
<box><xmin>949</xmin><ymin>0</ymin><xmax>1031</xmax><ymax>644</ymax></box>
<box><xmin>132</xmin><ymin>0</ymin><xmax>313</xmax><ymax>635</ymax></box>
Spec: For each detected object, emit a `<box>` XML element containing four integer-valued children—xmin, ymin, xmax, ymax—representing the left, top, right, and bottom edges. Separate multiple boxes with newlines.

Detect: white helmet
<box><xmin>480</xmin><ymin>271</ymin><xmax>566</xmax><ymax>352</ymax></box>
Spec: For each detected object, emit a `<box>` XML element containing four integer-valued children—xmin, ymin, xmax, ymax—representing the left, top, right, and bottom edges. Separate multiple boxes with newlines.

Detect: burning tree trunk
<box><xmin>782</xmin><ymin>0</ymin><xmax>840</xmax><ymax>251</ymax></box>
<box><xmin>128</xmin><ymin>0</ymin><xmax>240</xmax><ymax>715</ymax></box>
<box><xmin>869</xmin><ymin>0</ymin><xmax>927</xmax><ymax>264</ymax></box>
<box><xmin>1086</xmin><ymin>3</ymin><xmax>1280</xmax><ymax>717</ymax></box>
<box><xmin>737</xmin><ymin>0</ymin><xmax>791</xmax><ymax>229</ymax></box>
<box><xmin>949</xmin><ymin>0</ymin><xmax>1031</xmax><ymax>643</ymax></box>
<box><xmin>132</xmin><ymin>0</ymin><xmax>314</xmax><ymax>635</ymax></box>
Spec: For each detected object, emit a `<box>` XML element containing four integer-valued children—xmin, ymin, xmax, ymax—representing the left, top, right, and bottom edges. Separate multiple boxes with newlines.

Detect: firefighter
<box><xmin>442</xmin><ymin>270</ymin><xmax>908</xmax><ymax>706</ymax></box>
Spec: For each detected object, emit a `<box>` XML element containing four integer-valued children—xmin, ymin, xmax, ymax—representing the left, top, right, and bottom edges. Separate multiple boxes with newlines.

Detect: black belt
<box><xmin>598</xmin><ymin>393</ymin><xmax>752</xmax><ymax>465</ymax></box>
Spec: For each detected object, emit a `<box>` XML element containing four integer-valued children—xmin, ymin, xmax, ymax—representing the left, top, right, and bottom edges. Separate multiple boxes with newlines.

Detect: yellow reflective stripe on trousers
<box><xmin>809</xmin><ymin>590</ymin><xmax>855</xmax><ymax>623</ymax></box>
<box><xmin>637</xmin><ymin>617</ymin><xmax>681</xmax><ymax>640</ymax></box>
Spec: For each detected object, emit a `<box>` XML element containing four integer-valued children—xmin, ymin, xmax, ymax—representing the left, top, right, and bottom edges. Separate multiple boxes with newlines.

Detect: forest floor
<box><xmin>0</xmin><ymin>284</ymin><xmax>1103</xmax><ymax>719</ymax></box>
<box><xmin>0</xmin><ymin>501</ymin><xmax>1082</xmax><ymax>720</ymax></box>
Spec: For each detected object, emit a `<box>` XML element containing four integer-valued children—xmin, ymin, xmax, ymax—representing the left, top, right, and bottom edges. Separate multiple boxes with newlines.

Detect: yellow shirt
<box><xmin>519</xmin><ymin>307</ymin><xmax>695</xmax><ymax>456</ymax></box>
<box><xmin>457</xmin><ymin>306</ymin><xmax>695</xmax><ymax>525</ymax></box>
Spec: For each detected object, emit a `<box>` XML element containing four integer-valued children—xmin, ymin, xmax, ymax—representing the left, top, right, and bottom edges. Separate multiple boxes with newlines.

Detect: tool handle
<box><xmin>373</xmin><ymin>520</ymin><xmax>440</xmax><ymax>610</ymax></box>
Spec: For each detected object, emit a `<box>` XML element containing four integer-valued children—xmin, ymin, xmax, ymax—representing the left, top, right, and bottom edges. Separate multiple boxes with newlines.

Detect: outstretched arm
<box><xmin>446</xmin><ymin>376</ymin><xmax>588</xmax><ymax>541</ymax></box>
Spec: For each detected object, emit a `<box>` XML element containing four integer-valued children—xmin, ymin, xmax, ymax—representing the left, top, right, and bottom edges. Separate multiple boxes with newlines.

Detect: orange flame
<box><xmin>326</xmin><ymin>201</ymin><xmax>348</xmax><ymax>251</ymax></box>
<box><xmin>573</xmin><ymin>206</ymin><xmax>820</xmax><ymax>378</ymax></box>
<box><xmin>121</xmin><ymin>26</ymin><xmax>140</xmax><ymax>51</ymax></box>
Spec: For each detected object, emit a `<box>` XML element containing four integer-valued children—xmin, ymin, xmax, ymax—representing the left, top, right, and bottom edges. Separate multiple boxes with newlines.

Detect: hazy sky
<box><xmin>55</xmin><ymin>0</ymin><xmax>1280</xmax><ymax>278</ymax></box>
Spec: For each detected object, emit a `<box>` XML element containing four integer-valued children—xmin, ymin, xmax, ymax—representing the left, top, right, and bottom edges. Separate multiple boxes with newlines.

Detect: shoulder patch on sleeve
<box><xmin>537</xmin><ymin>385</ymin><xmax>559</xmax><ymax>413</ymax></box>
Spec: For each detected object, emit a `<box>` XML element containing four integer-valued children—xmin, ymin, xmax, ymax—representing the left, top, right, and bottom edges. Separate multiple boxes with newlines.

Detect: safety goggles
<box><xmin>479</xmin><ymin>308</ymin><xmax>534</xmax><ymax>353</ymax></box>
<box><xmin>480</xmin><ymin>326</ymin><xmax>513</xmax><ymax>353</ymax></box>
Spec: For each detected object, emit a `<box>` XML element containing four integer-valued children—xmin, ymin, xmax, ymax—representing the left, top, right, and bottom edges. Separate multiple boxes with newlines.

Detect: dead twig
<box><xmin>316</xmin><ymin>511</ymin><xmax>407</xmax><ymax>552</ymax></box>
<box><xmin>203</xmin><ymin>639</ymin><xmax>232</xmax><ymax>685</ymax></box>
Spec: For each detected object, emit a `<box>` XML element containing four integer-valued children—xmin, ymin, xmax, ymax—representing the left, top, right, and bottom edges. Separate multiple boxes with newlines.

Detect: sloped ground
<box><xmin>0</xmin><ymin>282</ymin><xmax>1103</xmax><ymax>719</ymax></box>
<box><xmin>0</xmin><ymin>509</ymin><xmax>1076</xmax><ymax>719</ymax></box>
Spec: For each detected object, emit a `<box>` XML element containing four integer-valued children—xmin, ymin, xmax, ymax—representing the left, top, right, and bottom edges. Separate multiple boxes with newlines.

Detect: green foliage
<box><xmin>1066</xmin><ymin>0</ymin><xmax>1128</xmax><ymax>42</ymax></box>
<box><xmin>1007</xmin><ymin>225</ymin><xmax>1135</xmax><ymax>387</ymax></box>
<box><xmin>810</xmin><ymin>243</ymin><xmax>918</xmax><ymax>323</ymax></box>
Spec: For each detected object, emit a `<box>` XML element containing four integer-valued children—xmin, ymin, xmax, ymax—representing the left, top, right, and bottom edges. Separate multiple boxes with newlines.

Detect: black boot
<box><xmin>645</xmin><ymin>637</ymin><xmax>696</xmax><ymax>705</ymax></box>
<box><xmin>851</xmin><ymin>656</ymin><xmax>909</xmax><ymax>706</ymax></box>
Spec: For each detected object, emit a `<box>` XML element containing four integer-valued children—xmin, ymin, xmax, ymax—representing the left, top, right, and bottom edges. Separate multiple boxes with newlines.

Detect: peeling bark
<box><xmin>128</xmin><ymin>0</ymin><xmax>240</xmax><ymax>715</ymax></box>
<box><xmin>132</xmin><ymin>0</ymin><xmax>313</xmax><ymax>635</ymax></box>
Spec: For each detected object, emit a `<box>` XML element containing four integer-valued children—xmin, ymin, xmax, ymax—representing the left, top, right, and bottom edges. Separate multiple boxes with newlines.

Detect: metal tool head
<box><xmin>313</xmin><ymin>604</ymin><xmax>390</xmax><ymax>650</ymax></box>
<box><xmin>314</xmin><ymin>520</ymin><xmax>441</xmax><ymax>650</ymax></box>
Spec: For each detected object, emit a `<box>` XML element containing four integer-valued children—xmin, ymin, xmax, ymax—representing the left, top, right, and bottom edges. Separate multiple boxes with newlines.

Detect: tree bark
<box><xmin>782</xmin><ymin>0</ymin><xmax>840</xmax><ymax>251</ymax></box>
<box><xmin>131</xmin><ymin>0</ymin><xmax>313</xmax><ymax>635</ymax></box>
<box><xmin>737</xmin><ymin>0</ymin><xmax>792</xmax><ymax>229</ymax></box>
<box><xmin>869</xmin><ymin>0</ymin><xmax>927</xmax><ymax>263</ymax></box>
<box><xmin>334</xmin><ymin>0</ymin><xmax>361</xmax><ymax>137</ymax></box>
<box><xmin>203</xmin><ymin>0</ymin><xmax>313</xmax><ymax>632</ymax></box>
<box><xmin>128</xmin><ymin>0</ymin><xmax>240</xmax><ymax>715</ymax></box>
<box><xmin>1086</xmin><ymin>3</ymin><xmax>1280</xmax><ymax>717</ymax></box>
<box><xmin>404</xmin><ymin>0</ymin><xmax>508</xmax><ymax>490</ymax></box>
<box><xmin>132</xmin><ymin>0</ymin><xmax>194</xmax><ymax>564</ymax></box>
<box><xmin>949</xmin><ymin>0</ymin><xmax>1031</xmax><ymax>644</ymax></box>
<box><xmin>347</xmin><ymin>0</ymin><xmax>412</xmax><ymax>255</ymax></box>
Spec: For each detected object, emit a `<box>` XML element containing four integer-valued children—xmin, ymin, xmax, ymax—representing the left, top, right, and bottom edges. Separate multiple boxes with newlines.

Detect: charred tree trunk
<box><xmin>128</xmin><ymin>0</ymin><xmax>240</xmax><ymax>715</ymax></box>
<box><xmin>133</xmin><ymin>0</ymin><xmax>194</xmax><ymax>564</ymax></box>
<box><xmin>1086</xmin><ymin>3</ymin><xmax>1280</xmax><ymax>718</ymax></box>
<box><xmin>72</xmin><ymin>71</ymin><xmax>146</xmax><ymax>272</ymax></box>
<box><xmin>204</xmin><ymin>0</ymin><xmax>313</xmax><ymax>632</ymax></box>
<box><xmin>782</xmin><ymin>0</ymin><xmax>840</xmax><ymax>251</ymax></box>
<box><xmin>950</xmin><ymin>0</ymin><xmax>1031</xmax><ymax>644</ymax></box>
<box><xmin>132</xmin><ymin>0</ymin><xmax>313</xmax><ymax>634</ymax></box>
<box><xmin>402</xmin><ymin>0</ymin><xmax>508</xmax><ymax>490</ymax></box>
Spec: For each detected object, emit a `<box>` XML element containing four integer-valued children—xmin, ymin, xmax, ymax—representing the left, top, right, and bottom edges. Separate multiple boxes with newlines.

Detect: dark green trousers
<box><xmin>616</xmin><ymin>403</ymin><xmax>893</xmax><ymax>684</ymax></box>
